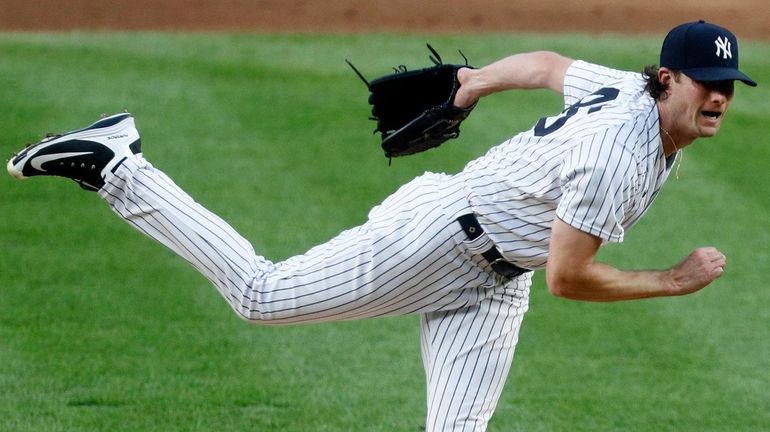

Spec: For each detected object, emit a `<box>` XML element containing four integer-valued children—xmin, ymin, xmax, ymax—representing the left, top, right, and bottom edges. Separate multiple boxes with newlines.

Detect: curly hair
<box><xmin>642</xmin><ymin>65</ymin><xmax>681</xmax><ymax>100</ymax></box>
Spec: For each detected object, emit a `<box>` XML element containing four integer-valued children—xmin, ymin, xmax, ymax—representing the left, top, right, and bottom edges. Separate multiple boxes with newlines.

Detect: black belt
<box><xmin>457</xmin><ymin>214</ymin><xmax>531</xmax><ymax>279</ymax></box>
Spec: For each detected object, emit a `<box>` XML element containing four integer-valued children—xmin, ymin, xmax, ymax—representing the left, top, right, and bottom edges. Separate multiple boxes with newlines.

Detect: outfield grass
<box><xmin>0</xmin><ymin>31</ymin><xmax>768</xmax><ymax>431</ymax></box>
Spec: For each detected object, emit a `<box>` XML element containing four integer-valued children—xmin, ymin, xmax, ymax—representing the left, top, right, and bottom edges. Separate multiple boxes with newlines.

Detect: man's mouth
<box><xmin>702</xmin><ymin>111</ymin><xmax>722</xmax><ymax>120</ymax></box>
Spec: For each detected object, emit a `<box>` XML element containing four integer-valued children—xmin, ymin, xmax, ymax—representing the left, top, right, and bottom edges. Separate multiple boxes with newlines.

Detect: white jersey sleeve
<box><xmin>555</xmin><ymin>134</ymin><xmax>636</xmax><ymax>243</ymax></box>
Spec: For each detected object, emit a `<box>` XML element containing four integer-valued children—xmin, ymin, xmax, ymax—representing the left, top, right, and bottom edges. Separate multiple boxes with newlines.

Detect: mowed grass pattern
<box><xmin>0</xmin><ymin>32</ymin><xmax>768</xmax><ymax>431</ymax></box>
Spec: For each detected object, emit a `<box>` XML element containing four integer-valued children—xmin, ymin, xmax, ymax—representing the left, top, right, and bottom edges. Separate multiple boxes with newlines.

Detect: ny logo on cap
<box><xmin>715</xmin><ymin>36</ymin><xmax>732</xmax><ymax>59</ymax></box>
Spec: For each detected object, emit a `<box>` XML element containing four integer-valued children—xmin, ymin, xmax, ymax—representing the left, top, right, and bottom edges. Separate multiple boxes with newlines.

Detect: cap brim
<box><xmin>683</xmin><ymin>67</ymin><xmax>757</xmax><ymax>87</ymax></box>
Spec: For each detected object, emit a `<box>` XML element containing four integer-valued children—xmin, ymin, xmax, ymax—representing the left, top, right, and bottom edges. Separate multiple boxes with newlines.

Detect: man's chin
<box><xmin>698</xmin><ymin>116</ymin><xmax>724</xmax><ymax>137</ymax></box>
<box><xmin>698</xmin><ymin>125</ymin><xmax>721</xmax><ymax>138</ymax></box>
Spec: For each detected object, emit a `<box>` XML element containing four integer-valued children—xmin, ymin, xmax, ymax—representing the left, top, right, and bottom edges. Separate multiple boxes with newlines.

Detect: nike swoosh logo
<box><xmin>31</xmin><ymin>152</ymin><xmax>94</xmax><ymax>172</ymax></box>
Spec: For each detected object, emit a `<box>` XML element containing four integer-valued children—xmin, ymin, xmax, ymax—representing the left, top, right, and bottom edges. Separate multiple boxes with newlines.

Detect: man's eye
<box><xmin>699</xmin><ymin>80</ymin><xmax>734</xmax><ymax>96</ymax></box>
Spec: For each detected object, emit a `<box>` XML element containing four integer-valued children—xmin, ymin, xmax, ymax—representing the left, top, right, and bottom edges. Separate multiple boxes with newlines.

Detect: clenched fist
<box><xmin>668</xmin><ymin>247</ymin><xmax>727</xmax><ymax>296</ymax></box>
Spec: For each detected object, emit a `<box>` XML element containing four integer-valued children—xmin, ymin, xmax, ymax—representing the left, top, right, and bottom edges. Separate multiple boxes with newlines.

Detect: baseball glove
<box><xmin>347</xmin><ymin>44</ymin><xmax>476</xmax><ymax>161</ymax></box>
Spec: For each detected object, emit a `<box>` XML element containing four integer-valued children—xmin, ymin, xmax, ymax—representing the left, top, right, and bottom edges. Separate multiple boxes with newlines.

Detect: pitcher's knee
<box><xmin>226</xmin><ymin>284</ymin><xmax>297</xmax><ymax>325</ymax></box>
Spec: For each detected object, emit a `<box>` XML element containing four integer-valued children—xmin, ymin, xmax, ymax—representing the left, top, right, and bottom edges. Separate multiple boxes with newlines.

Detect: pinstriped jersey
<box><xmin>441</xmin><ymin>60</ymin><xmax>676</xmax><ymax>270</ymax></box>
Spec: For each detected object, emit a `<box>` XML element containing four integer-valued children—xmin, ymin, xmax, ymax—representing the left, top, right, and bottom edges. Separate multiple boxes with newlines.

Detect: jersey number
<box><xmin>534</xmin><ymin>87</ymin><xmax>620</xmax><ymax>137</ymax></box>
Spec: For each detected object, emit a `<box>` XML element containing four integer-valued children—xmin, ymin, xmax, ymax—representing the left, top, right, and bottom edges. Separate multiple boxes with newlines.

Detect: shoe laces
<box><xmin>42</xmin><ymin>132</ymin><xmax>62</xmax><ymax>141</ymax></box>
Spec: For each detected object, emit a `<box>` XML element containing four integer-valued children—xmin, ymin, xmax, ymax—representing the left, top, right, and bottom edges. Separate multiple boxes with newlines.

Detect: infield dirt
<box><xmin>0</xmin><ymin>0</ymin><xmax>767</xmax><ymax>40</ymax></box>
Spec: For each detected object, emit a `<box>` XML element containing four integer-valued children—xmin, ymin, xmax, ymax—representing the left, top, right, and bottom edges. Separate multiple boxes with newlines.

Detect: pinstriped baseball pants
<box><xmin>100</xmin><ymin>156</ymin><xmax>531</xmax><ymax>431</ymax></box>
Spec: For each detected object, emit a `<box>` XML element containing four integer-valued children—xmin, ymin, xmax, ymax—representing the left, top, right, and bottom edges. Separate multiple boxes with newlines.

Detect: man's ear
<box><xmin>657</xmin><ymin>67</ymin><xmax>677</xmax><ymax>101</ymax></box>
<box><xmin>658</xmin><ymin>67</ymin><xmax>673</xmax><ymax>85</ymax></box>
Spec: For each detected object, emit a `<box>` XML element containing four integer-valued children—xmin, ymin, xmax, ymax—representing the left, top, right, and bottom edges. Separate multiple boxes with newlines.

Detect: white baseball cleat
<box><xmin>7</xmin><ymin>113</ymin><xmax>141</xmax><ymax>191</ymax></box>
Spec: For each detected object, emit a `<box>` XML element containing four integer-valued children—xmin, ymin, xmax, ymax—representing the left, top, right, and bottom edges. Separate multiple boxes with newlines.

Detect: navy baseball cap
<box><xmin>660</xmin><ymin>20</ymin><xmax>757</xmax><ymax>87</ymax></box>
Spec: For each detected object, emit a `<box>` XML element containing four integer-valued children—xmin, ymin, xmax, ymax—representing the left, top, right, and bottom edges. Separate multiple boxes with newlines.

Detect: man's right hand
<box><xmin>667</xmin><ymin>247</ymin><xmax>727</xmax><ymax>296</ymax></box>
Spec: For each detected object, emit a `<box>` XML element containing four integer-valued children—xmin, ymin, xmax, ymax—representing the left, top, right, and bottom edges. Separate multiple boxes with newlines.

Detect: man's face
<box><xmin>663</xmin><ymin>69</ymin><xmax>735</xmax><ymax>139</ymax></box>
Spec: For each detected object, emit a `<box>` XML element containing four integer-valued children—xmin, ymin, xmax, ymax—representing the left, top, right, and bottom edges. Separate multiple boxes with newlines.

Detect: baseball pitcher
<box><xmin>7</xmin><ymin>20</ymin><xmax>756</xmax><ymax>431</ymax></box>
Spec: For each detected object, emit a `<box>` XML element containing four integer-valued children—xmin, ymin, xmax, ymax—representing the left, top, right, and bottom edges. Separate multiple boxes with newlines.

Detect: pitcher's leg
<box><xmin>101</xmin><ymin>155</ymin><xmax>272</xmax><ymax>318</ymax></box>
<box><xmin>102</xmin><ymin>158</ymin><xmax>495</xmax><ymax>324</ymax></box>
<box><xmin>420</xmin><ymin>277</ymin><xmax>530</xmax><ymax>432</ymax></box>
<box><xmin>257</xmin><ymin>175</ymin><xmax>500</xmax><ymax>324</ymax></box>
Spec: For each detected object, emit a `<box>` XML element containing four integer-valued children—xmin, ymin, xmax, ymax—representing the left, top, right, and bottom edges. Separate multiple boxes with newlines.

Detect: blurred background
<box><xmin>0</xmin><ymin>0</ymin><xmax>768</xmax><ymax>40</ymax></box>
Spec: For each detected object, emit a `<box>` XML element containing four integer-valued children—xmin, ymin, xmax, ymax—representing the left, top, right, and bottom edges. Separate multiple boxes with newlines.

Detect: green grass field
<box><xmin>0</xmin><ymin>31</ymin><xmax>768</xmax><ymax>431</ymax></box>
